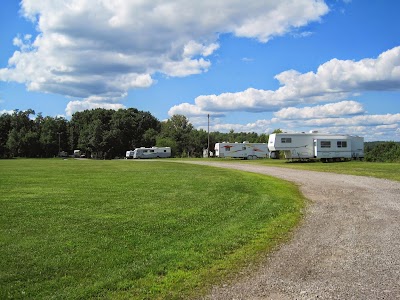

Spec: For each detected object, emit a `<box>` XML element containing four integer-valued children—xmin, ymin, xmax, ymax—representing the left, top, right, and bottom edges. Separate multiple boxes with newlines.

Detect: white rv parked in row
<box><xmin>268</xmin><ymin>131</ymin><xmax>364</xmax><ymax>162</ymax></box>
<box><xmin>214</xmin><ymin>142</ymin><xmax>269</xmax><ymax>159</ymax></box>
<box><xmin>126</xmin><ymin>147</ymin><xmax>171</xmax><ymax>159</ymax></box>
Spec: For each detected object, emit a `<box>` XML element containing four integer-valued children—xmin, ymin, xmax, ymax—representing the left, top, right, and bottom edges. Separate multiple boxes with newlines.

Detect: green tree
<box><xmin>6</xmin><ymin>109</ymin><xmax>38</xmax><ymax>157</ymax></box>
<box><xmin>0</xmin><ymin>113</ymin><xmax>12</xmax><ymax>158</ymax></box>
<box><xmin>39</xmin><ymin>116</ymin><xmax>68</xmax><ymax>157</ymax></box>
<box><xmin>142</xmin><ymin>128</ymin><xmax>159</xmax><ymax>147</ymax></box>
<box><xmin>156</xmin><ymin>137</ymin><xmax>177</xmax><ymax>157</ymax></box>
<box><xmin>69</xmin><ymin>108</ymin><xmax>161</xmax><ymax>158</ymax></box>
<box><xmin>160</xmin><ymin>115</ymin><xmax>194</xmax><ymax>157</ymax></box>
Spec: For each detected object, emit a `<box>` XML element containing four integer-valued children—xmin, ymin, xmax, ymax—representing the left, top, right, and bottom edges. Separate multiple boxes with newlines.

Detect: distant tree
<box><xmin>0</xmin><ymin>113</ymin><xmax>12</xmax><ymax>157</ymax></box>
<box><xmin>68</xmin><ymin>108</ymin><xmax>160</xmax><ymax>158</ymax></box>
<box><xmin>39</xmin><ymin>116</ymin><xmax>68</xmax><ymax>157</ymax></box>
<box><xmin>6</xmin><ymin>109</ymin><xmax>38</xmax><ymax>157</ymax></box>
<box><xmin>257</xmin><ymin>133</ymin><xmax>269</xmax><ymax>143</ymax></box>
<box><xmin>160</xmin><ymin>115</ymin><xmax>193</xmax><ymax>157</ymax></box>
<box><xmin>156</xmin><ymin>137</ymin><xmax>177</xmax><ymax>157</ymax></box>
<box><xmin>186</xmin><ymin>128</ymin><xmax>208</xmax><ymax>157</ymax></box>
<box><xmin>365</xmin><ymin>141</ymin><xmax>400</xmax><ymax>162</ymax></box>
<box><xmin>142</xmin><ymin>128</ymin><xmax>159</xmax><ymax>147</ymax></box>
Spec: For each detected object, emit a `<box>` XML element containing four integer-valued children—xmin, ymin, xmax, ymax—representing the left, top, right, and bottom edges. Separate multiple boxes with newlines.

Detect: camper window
<box><xmin>337</xmin><ymin>141</ymin><xmax>347</xmax><ymax>148</ymax></box>
<box><xmin>281</xmin><ymin>138</ymin><xmax>292</xmax><ymax>143</ymax></box>
<box><xmin>150</xmin><ymin>150</ymin><xmax>154</xmax><ymax>153</ymax></box>
<box><xmin>321</xmin><ymin>141</ymin><xmax>331</xmax><ymax>148</ymax></box>
<box><xmin>242</xmin><ymin>146</ymin><xmax>246</xmax><ymax>150</ymax></box>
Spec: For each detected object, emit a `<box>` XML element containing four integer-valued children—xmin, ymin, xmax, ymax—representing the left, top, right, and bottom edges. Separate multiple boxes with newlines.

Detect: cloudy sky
<box><xmin>1</xmin><ymin>0</ymin><xmax>399</xmax><ymax>141</ymax></box>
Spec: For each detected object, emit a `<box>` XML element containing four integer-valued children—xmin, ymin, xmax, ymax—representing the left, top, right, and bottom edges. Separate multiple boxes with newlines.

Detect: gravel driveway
<box><xmin>179</xmin><ymin>161</ymin><xmax>400</xmax><ymax>300</ymax></box>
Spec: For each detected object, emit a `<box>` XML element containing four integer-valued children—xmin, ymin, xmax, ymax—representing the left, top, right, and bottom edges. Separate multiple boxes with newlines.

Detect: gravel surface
<box><xmin>180</xmin><ymin>161</ymin><xmax>400</xmax><ymax>300</ymax></box>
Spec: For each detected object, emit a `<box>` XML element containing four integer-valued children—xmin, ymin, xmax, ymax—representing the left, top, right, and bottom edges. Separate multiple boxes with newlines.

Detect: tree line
<box><xmin>364</xmin><ymin>141</ymin><xmax>400</xmax><ymax>162</ymax></box>
<box><xmin>0</xmin><ymin>108</ymin><xmax>268</xmax><ymax>159</ymax></box>
<box><xmin>2</xmin><ymin>108</ymin><xmax>399</xmax><ymax>161</ymax></box>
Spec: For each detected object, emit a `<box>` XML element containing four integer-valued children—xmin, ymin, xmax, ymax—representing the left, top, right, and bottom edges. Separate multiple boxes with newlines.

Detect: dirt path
<box><xmin>179</xmin><ymin>161</ymin><xmax>400</xmax><ymax>300</ymax></box>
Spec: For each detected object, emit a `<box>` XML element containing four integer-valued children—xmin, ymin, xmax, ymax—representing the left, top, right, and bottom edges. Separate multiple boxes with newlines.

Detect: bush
<box><xmin>365</xmin><ymin>141</ymin><xmax>400</xmax><ymax>162</ymax></box>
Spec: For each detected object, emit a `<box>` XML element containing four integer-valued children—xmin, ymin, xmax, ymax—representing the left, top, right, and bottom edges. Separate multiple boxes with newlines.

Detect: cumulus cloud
<box><xmin>298</xmin><ymin>113</ymin><xmax>400</xmax><ymax>127</ymax></box>
<box><xmin>274</xmin><ymin>101</ymin><xmax>365</xmax><ymax>119</ymax></box>
<box><xmin>172</xmin><ymin>46</ymin><xmax>400</xmax><ymax>115</ymax></box>
<box><xmin>0</xmin><ymin>0</ymin><xmax>329</xmax><ymax>115</ymax></box>
<box><xmin>198</xmin><ymin>111</ymin><xmax>400</xmax><ymax>140</ymax></box>
<box><xmin>0</xmin><ymin>109</ymin><xmax>14</xmax><ymax>115</ymax></box>
<box><xmin>203</xmin><ymin>119</ymin><xmax>273</xmax><ymax>134</ymax></box>
<box><xmin>65</xmin><ymin>99</ymin><xmax>126</xmax><ymax>117</ymax></box>
<box><xmin>168</xmin><ymin>103</ymin><xmax>225</xmax><ymax>118</ymax></box>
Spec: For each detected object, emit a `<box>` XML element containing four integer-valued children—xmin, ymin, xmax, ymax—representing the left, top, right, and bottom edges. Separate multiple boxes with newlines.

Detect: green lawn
<box><xmin>0</xmin><ymin>159</ymin><xmax>304</xmax><ymax>299</ymax></box>
<box><xmin>195</xmin><ymin>158</ymin><xmax>400</xmax><ymax>182</ymax></box>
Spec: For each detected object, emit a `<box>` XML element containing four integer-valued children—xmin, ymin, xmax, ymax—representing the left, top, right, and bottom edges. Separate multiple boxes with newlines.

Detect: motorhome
<box><xmin>268</xmin><ymin>131</ymin><xmax>364</xmax><ymax>162</ymax></box>
<box><xmin>214</xmin><ymin>142</ymin><xmax>269</xmax><ymax>159</ymax></box>
<box><xmin>126</xmin><ymin>147</ymin><xmax>171</xmax><ymax>159</ymax></box>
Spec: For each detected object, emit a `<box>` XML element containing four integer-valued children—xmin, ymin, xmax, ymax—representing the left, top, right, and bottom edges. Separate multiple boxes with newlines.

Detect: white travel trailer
<box><xmin>268</xmin><ymin>132</ymin><xmax>364</xmax><ymax>162</ymax></box>
<box><xmin>126</xmin><ymin>147</ymin><xmax>171</xmax><ymax>159</ymax></box>
<box><xmin>214</xmin><ymin>142</ymin><xmax>269</xmax><ymax>159</ymax></box>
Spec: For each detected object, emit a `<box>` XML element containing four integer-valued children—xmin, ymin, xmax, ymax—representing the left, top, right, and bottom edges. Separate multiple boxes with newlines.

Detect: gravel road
<box><xmin>179</xmin><ymin>161</ymin><xmax>400</xmax><ymax>300</ymax></box>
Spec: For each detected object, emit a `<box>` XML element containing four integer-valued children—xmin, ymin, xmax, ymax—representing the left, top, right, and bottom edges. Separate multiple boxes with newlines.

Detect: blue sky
<box><xmin>1</xmin><ymin>0</ymin><xmax>399</xmax><ymax>141</ymax></box>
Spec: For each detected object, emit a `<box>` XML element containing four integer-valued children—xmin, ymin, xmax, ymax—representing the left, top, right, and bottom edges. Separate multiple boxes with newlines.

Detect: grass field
<box><xmin>0</xmin><ymin>159</ymin><xmax>304</xmax><ymax>299</ymax></box>
<box><xmin>201</xmin><ymin>158</ymin><xmax>400</xmax><ymax>182</ymax></box>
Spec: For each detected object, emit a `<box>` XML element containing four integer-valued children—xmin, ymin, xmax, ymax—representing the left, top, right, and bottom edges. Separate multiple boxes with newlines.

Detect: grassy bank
<box><xmin>0</xmin><ymin>159</ymin><xmax>304</xmax><ymax>299</ymax></box>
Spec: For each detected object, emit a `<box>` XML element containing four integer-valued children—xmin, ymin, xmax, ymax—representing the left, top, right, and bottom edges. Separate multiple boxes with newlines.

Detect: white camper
<box><xmin>268</xmin><ymin>132</ymin><xmax>364</xmax><ymax>162</ymax></box>
<box><xmin>126</xmin><ymin>147</ymin><xmax>171</xmax><ymax>159</ymax></box>
<box><xmin>214</xmin><ymin>142</ymin><xmax>269</xmax><ymax>159</ymax></box>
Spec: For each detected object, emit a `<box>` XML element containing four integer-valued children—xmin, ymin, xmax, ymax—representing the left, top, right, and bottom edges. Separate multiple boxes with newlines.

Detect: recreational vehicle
<box><xmin>126</xmin><ymin>147</ymin><xmax>171</xmax><ymax>159</ymax></box>
<box><xmin>214</xmin><ymin>142</ymin><xmax>269</xmax><ymax>159</ymax></box>
<box><xmin>268</xmin><ymin>132</ymin><xmax>364</xmax><ymax>162</ymax></box>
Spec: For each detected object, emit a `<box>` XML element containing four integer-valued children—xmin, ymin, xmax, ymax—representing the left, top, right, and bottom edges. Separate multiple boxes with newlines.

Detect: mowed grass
<box><xmin>217</xmin><ymin>159</ymin><xmax>400</xmax><ymax>182</ymax></box>
<box><xmin>0</xmin><ymin>159</ymin><xmax>304</xmax><ymax>299</ymax></box>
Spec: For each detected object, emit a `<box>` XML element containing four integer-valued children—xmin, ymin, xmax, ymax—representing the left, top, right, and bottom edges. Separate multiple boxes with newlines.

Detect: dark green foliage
<box><xmin>0</xmin><ymin>109</ymin><xmax>275</xmax><ymax>158</ymax></box>
<box><xmin>11</xmin><ymin>107</ymin><xmax>399</xmax><ymax>162</ymax></box>
<box><xmin>365</xmin><ymin>141</ymin><xmax>400</xmax><ymax>162</ymax></box>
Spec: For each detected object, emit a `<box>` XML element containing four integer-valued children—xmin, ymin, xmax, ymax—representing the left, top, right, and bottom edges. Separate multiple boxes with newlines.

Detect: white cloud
<box><xmin>300</xmin><ymin>114</ymin><xmax>400</xmax><ymax>127</ymax></box>
<box><xmin>65</xmin><ymin>100</ymin><xmax>126</xmax><ymax>117</ymax></box>
<box><xmin>1</xmin><ymin>0</ymin><xmax>329</xmax><ymax>110</ymax></box>
<box><xmin>168</xmin><ymin>102</ymin><xmax>225</xmax><ymax>118</ymax></box>
<box><xmin>0</xmin><ymin>109</ymin><xmax>14</xmax><ymax>115</ymax></box>
<box><xmin>172</xmin><ymin>46</ymin><xmax>400</xmax><ymax>114</ymax></box>
<box><xmin>202</xmin><ymin>119</ymin><xmax>272</xmax><ymax>134</ymax></box>
<box><xmin>274</xmin><ymin>101</ymin><xmax>365</xmax><ymax>119</ymax></box>
<box><xmin>183</xmin><ymin>41</ymin><xmax>220</xmax><ymax>58</ymax></box>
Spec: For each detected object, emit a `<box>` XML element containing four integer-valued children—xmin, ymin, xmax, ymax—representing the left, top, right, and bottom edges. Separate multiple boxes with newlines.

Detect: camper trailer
<box><xmin>268</xmin><ymin>132</ymin><xmax>364</xmax><ymax>162</ymax></box>
<box><xmin>126</xmin><ymin>147</ymin><xmax>171</xmax><ymax>159</ymax></box>
<box><xmin>214</xmin><ymin>142</ymin><xmax>269</xmax><ymax>159</ymax></box>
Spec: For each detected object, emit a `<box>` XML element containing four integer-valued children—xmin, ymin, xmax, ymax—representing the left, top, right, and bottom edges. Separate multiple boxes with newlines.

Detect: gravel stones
<box><xmin>184</xmin><ymin>162</ymin><xmax>400</xmax><ymax>300</ymax></box>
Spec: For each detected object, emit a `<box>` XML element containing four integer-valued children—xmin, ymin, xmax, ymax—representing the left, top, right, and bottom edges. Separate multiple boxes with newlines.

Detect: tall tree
<box><xmin>0</xmin><ymin>113</ymin><xmax>12</xmax><ymax>157</ymax></box>
<box><xmin>40</xmin><ymin>116</ymin><xmax>68</xmax><ymax>157</ymax></box>
<box><xmin>160</xmin><ymin>115</ymin><xmax>193</xmax><ymax>157</ymax></box>
<box><xmin>6</xmin><ymin>109</ymin><xmax>38</xmax><ymax>157</ymax></box>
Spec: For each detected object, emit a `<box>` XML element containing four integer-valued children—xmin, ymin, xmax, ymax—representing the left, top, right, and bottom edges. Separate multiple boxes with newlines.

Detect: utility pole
<box><xmin>57</xmin><ymin>132</ymin><xmax>62</xmax><ymax>156</ymax></box>
<box><xmin>207</xmin><ymin>114</ymin><xmax>210</xmax><ymax>158</ymax></box>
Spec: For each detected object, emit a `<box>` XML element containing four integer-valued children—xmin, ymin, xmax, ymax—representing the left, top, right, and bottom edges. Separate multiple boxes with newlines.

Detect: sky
<box><xmin>0</xmin><ymin>0</ymin><xmax>399</xmax><ymax>141</ymax></box>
